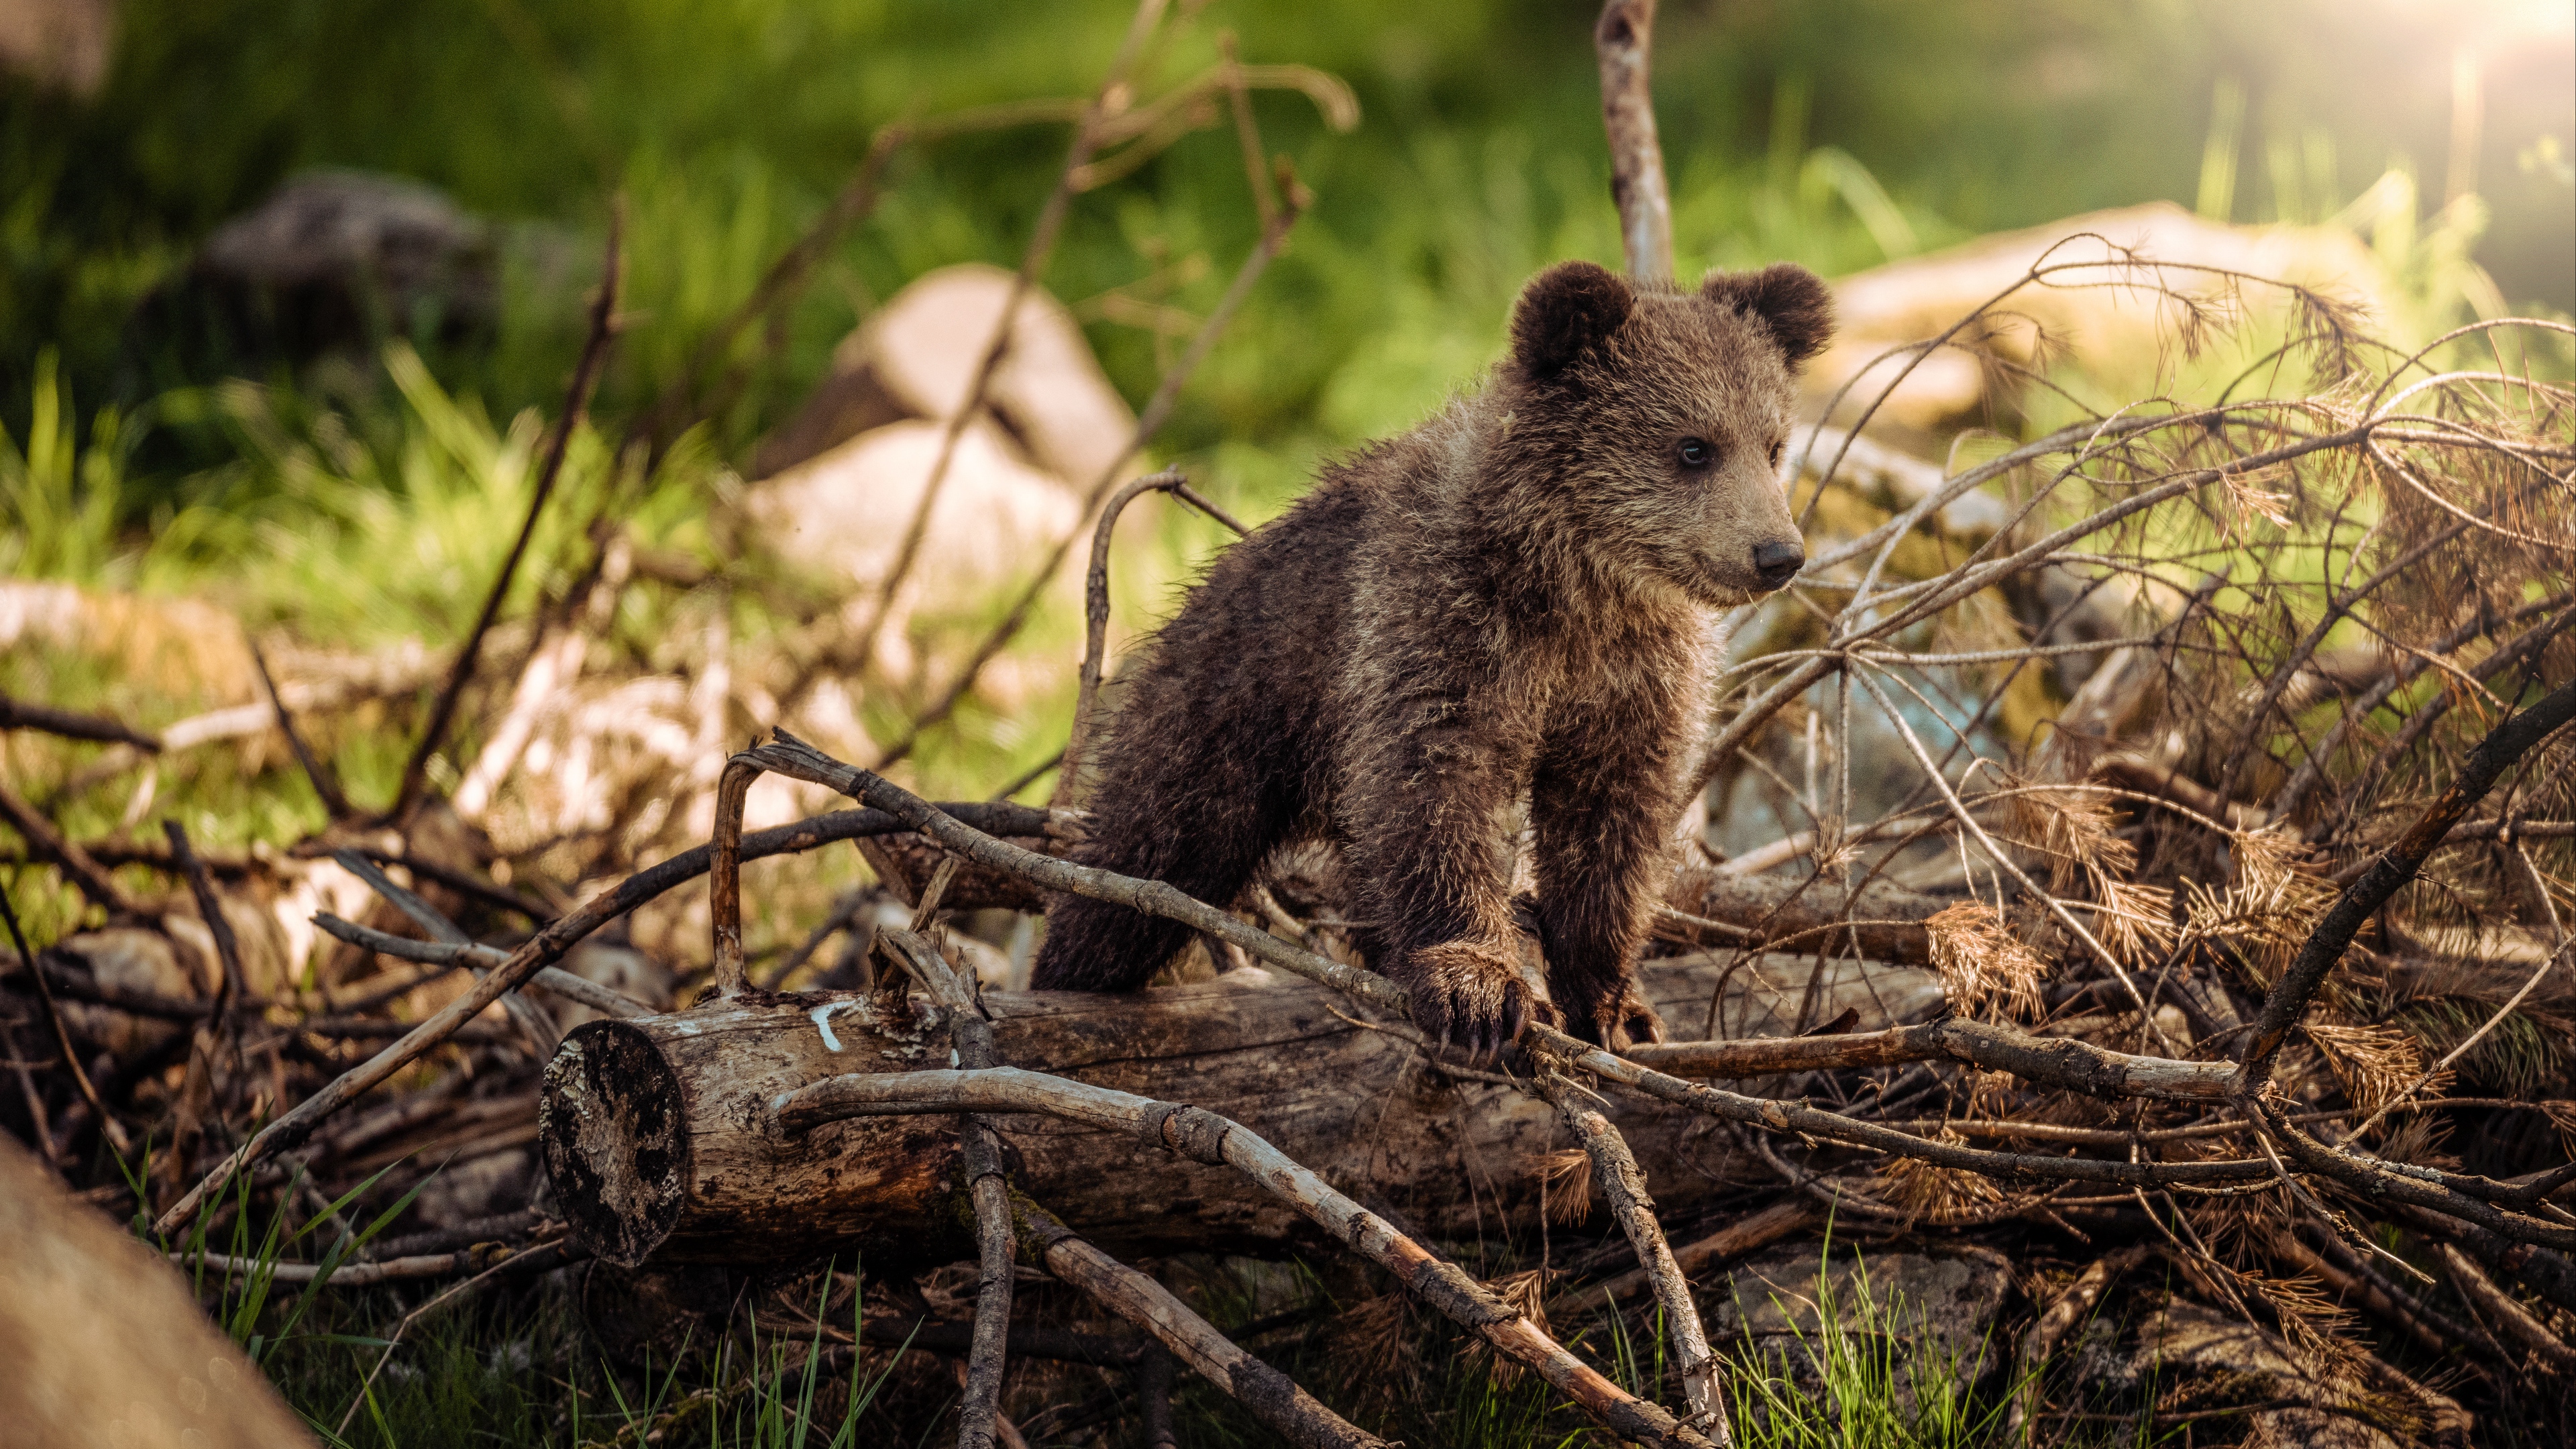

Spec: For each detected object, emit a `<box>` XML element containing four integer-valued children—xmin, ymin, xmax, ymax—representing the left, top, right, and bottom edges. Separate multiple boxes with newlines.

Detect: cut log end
<box><xmin>540</xmin><ymin>995</ymin><xmax>973</xmax><ymax>1269</ymax></box>
<box><xmin>541</xmin><ymin>1022</ymin><xmax>690</xmax><ymax>1269</ymax></box>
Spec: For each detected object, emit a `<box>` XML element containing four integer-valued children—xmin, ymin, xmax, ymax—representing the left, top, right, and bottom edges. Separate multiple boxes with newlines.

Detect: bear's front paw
<box><xmin>1562</xmin><ymin>980</ymin><xmax>1666</xmax><ymax>1052</ymax></box>
<box><xmin>1405</xmin><ymin>940</ymin><xmax>1559</xmax><ymax>1061</ymax></box>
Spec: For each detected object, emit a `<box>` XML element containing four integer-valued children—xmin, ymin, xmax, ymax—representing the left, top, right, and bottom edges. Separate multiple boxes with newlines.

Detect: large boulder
<box><xmin>751</xmin><ymin>262</ymin><xmax>1137</xmax><ymax>484</ymax></box>
<box><xmin>743</xmin><ymin>416</ymin><xmax>1082</xmax><ymax>604</ymax></box>
<box><xmin>1814</xmin><ymin>202</ymin><xmax>2399</xmax><ymax>431</ymax></box>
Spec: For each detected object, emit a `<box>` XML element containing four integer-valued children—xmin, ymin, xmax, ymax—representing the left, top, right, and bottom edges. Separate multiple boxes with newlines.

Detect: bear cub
<box><xmin>1032</xmin><ymin>259</ymin><xmax>1833</xmax><ymax>1055</ymax></box>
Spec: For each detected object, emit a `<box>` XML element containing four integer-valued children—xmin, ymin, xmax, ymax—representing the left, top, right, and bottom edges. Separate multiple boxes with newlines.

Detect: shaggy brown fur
<box><xmin>1033</xmin><ymin>260</ymin><xmax>1831</xmax><ymax>1053</ymax></box>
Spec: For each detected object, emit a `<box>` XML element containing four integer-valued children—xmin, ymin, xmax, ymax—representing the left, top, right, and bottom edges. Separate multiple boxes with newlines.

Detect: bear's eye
<box><xmin>1768</xmin><ymin>438</ymin><xmax>1786</xmax><ymax>469</ymax></box>
<box><xmin>1676</xmin><ymin>437</ymin><xmax>1714</xmax><ymax>469</ymax></box>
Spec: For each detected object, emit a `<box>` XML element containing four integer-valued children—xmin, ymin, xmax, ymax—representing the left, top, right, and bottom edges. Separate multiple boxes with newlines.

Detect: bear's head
<box><xmin>1498</xmin><ymin>258</ymin><xmax>1831</xmax><ymax>608</ymax></box>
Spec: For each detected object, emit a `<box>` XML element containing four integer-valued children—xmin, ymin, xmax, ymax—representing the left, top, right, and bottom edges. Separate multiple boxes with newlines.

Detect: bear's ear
<box><xmin>1702</xmin><ymin>263</ymin><xmax>1835</xmax><ymax>368</ymax></box>
<box><xmin>1511</xmin><ymin>260</ymin><xmax>1633</xmax><ymax>377</ymax></box>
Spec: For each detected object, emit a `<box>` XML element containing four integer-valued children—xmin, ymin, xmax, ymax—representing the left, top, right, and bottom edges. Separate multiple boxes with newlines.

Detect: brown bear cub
<box><xmin>1032</xmin><ymin>260</ymin><xmax>1831</xmax><ymax>1055</ymax></box>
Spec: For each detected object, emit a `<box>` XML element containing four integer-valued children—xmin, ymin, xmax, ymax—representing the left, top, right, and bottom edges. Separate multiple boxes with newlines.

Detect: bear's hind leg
<box><xmin>1030</xmin><ymin>737</ymin><xmax>1296</xmax><ymax>994</ymax></box>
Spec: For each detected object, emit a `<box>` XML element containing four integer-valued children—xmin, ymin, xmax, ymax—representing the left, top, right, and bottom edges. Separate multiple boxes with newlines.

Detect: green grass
<box><xmin>97</xmin><ymin>1132</ymin><xmax>2187</xmax><ymax>1446</ymax></box>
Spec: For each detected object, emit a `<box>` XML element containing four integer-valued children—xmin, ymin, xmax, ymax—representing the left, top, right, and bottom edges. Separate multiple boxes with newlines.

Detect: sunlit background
<box><xmin>0</xmin><ymin>0</ymin><xmax>2569</xmax><ymax>865</ymax></box>
<box><xmin>5</xmin><ymin>0</ymin><xmax>2568</xmax><ymax>466</ymax></box>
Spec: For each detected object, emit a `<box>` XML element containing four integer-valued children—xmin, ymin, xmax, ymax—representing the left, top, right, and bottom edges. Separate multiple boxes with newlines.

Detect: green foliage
<box><xmin>1</xmin><ymin>350</ymin><xmax>136</xmax><ymax>583</ymax></box>
<box><xmin>1720</xmin><ymin>1248</ymin><xmax>2014</xmax><ymax>1449</ymax></box>
<box><xmin>117</xmin><ymin>1132</ymin><xmax>425</xmax><ymax>1377</ymax></box>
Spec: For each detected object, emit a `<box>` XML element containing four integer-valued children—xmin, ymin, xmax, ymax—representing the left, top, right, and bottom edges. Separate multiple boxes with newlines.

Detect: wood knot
<box><xmin>1138</xmin><ymin>1103</ymin><xmax>1233</xmax><ymax>1165</ymax></box>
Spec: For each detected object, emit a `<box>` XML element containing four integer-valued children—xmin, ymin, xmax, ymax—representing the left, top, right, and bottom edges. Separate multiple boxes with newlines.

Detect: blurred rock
<box><xmin>48</xmin><ymin>926</ymin><xmax>192</xmax><ymax>1059</ymax></box>
<box><xmin>162</xmin><ymin>894</ymin><xmax>299</xmax><ymax>998</ymax></box>
<box><xmin>0</xmin><ymin>0</ymin><xmax>112</xmax><ymax>95</ymax></box>
<box><xmin>549</xmin><ymin>934</ymin><xmax>675</xmax><ymax>1029</ymax></box>
<box><xmin>745</xmin><ymin>416</ymin><xmax>1083</xmax><ymax>604</ymax></box>
<box><xmin>1817</xmin><ymin>202</ymin><xmax>2398</xmax><ymax>432</ymax></box>
<box><xmin>414</xmin><ymin>1146</ymin><xmax>536</xmax><ymax>1230</ymax></box>
<box><xmin>753</xmin><ymin>262</ymin><xmax>1137</xmax><ymax>484</ymax></box>
<box><xmin>0</xmin><ymin>1132</ymin><xmax>316</xmax><ymax>1447</ymax></box>
<box><xmin>148</xmin><ymin>170</ymin><xmax>498</xmax><ymax>368</ymax></box>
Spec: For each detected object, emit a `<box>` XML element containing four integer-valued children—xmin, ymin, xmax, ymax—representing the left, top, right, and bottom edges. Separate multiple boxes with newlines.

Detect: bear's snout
<box><xmin>1752</xmin><ymin>537</ymin><xmax>1806</xmax><ymax>590</ymax></box>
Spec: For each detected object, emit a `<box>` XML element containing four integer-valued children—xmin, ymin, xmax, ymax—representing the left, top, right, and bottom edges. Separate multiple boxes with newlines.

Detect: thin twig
<box><xmin>165</xmin><ymin>821</ymin><xmax>248</xmax><ymax>1012</ymax></box>
<box><xmin>871</xmin><ymin>170</ymin><xmax>1305</xmax><ymax>769</ymax></box>
<box><xmin>1532</xmin><ymin>1056</ymin><xmax>1727</xmax><ymax>1438</ymax></box>
<box><xmin>2436</xmin><ymin>1241</ymin><xmax>2576</xmax><ymax>1368</ymax></box>
<box><xmin>877</xmin><ymin>928</ymin><xmax>1015</xmax><ymax>1449</ymax></box>
<box><xmin>0</xmin><ymin>692</ymin><xmax>160</xmax><ymax>751</ymax></box>
<box><xmin>1016</xmin><ymin>1197</ymin><xmax>1387</xmax><ymax>1449</ymax></box>
<box><xmin>335</xmin><ymin>1242</ymin><xmax>584</xmax><ymax>1434</ymax></box>
<box><xmin>0</xmin><ymin>779</ymin><xmax>138</xmax><ymax>916</ymax></box>
<box><xmin>310</xmin><ymin>912</ymin><xmax>649</xmax><ymax>1020</ymax></box>
<box><xmin>151</xmin><ymin>798</ymin><xmax>1049</xmax><ymax>1237</ymax></box>
<box><xmin>394</xmin><ymin>204</ymin><xmax>625</xmax><ymax>818</ymax></box>
<box><xmin>0</xmin><ymin>879</ymin><xmax>129</xmax><ymax>1153</ymax></box>
<box><xmin>1057</xmin><ymin>467</ymin><xmax>1186</xmax><ymax>806</ymax></box>
<box><xmin>822</xmin><ymin>0</ymin><xmax>1175</xmax><ymax>710</ymax></box>
<box><xmin>248</xmin><ymin>636</ymin><xmax>352</xmax><ymax>818</ymax></box>
<box><xmin>761</xmin><ymin>888</ymin><xmax>872</xmax><ymax>989</ymax></box>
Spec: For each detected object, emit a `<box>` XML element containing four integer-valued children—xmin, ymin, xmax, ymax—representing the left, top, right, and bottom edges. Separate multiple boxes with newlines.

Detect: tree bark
<box><xmin>539</xmin><ymin>951</ymin><xmax>1941</xmax><ymax>1267</ymax></box>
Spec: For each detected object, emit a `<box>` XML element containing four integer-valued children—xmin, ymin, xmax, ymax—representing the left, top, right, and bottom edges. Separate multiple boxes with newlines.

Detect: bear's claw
<box><xmin>1406</xmin><ymin>939</ymin><xmax>1559</xmax><ymax>1063</ymax></box>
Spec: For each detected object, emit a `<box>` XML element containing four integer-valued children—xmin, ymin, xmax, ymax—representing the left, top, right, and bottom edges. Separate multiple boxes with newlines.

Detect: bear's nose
<box><xmin>1752</xmin><ymin>539</ymin><xmax>1805</xmax><ymax>588</ymax></box>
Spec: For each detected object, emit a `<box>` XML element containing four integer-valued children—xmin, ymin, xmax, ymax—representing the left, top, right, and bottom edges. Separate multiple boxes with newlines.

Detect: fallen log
<box><xmin>539</xmin><ymin>951</ymin><xmax>1943</xmax><ymax>1267</ymax></box>
<box><xmin>1664</xmin><ymin>861</ymin><xmax>1946</xmax><ymax>964</ymax></box>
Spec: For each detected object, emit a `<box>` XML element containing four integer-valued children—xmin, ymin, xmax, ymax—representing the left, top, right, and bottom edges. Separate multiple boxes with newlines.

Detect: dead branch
<box><xmin>329</xmin><ymin>844</ymin><xmax>555</xmax><ymax>923</ymax></box>
<box><xmin>0</xmin><ymin>881</ymin><xmax>128</xmax><ymax>1153</ymax></box>
<box><xmin>0</xmin><ymin>692</ymin><xmax>160</xmax><ymax>751</ymax></box>
<box><xmin>309</xmin><ymin>912</ymin><xmax>647</xmax><ymax>1020</ymax></box>
<box><xmin>1015</xmin><ymin>1197</ymin><xmax>1385</xmax><ymax>1449</ymax></box>
<box><xmin>753</xmin><ymin>731</ymin><xmax>1404</xmax><ymax>1012</ymax></box>
<box><xmin>328</xmin><ymin>849</ymin><xmax>559</xmax><ymax>1055</ymax></box>
<box><xmin>2009</xmin><ymin>1246</ymin><xmax>2149</xmax><ymax>1442</ymax></box>
<box><xmin>2250</xmin><ymin>1097</ymin><xmax>2573</xmax><ymax>1248</ymax></box>
<box><xmin>335</xmin><ymin>1240</ymin><xmax>586</xmax><ymax>1436</ymax></box>
<box><xmin>182</xmin><ymin>1238</ymin><xmax>567</xmax><ymax>1288</ymax></box>
<box><xmin>0</xmin><ymin>777</ymin><xmax>138</xmax><ymax>916</ymax></box>
<box><xmin>826</xmin><ymin>0</ymin><xmax>1178</xmax><ymax>712</ymax></box>
<box><xmin>249</xmin><ymin>635</ymin><xmax>352</xmax><ymax>819</ymax></box>
<box><xmin>1058</xmin><ymin>467</ymin><xmax>1247</xmax><ymax>806</ymax></box>
<box><xmin>1531</xmin><ymin>1055</ymin><xmax>1725</xmax><ymax>1433</ymax></box>
<box><xmin>394</xmin><ymin>205</ymin><xmax>624</xmax><ymax>819</ymax></box>
<box><xmin>150</xmin><ymin>798</ymin><xmax>1045</xmax><ymax>1236</ymax></box>
<box><xmin>164</xmin><ymin>822</ymin><xmax>247</xmax><ymax>1014</ymax></box>
<box><xmin>1593</xmin><ymin>0</ymin><xmax>1672</xmax><ymax>283</ymax></box>
<box><xmin>782</xmin><ymin>1067</ymin><xmax>1719</xmax><ymax>1448</ymax></box>
<box><xmin>871</xmin><ymin>167</ymin><xmax>1309</xmax><ymax>769</ymax></box>
<box><xmin>876</xmin><ymin>926</ymin><xmax>1018</xmax><ymax>1449</ymax></box>
<box><xmin>2237</xmin><ymin>676</ymin><xmax>2576</xmax><ymax>1094</ymax></box>
<box><xmin>2436</xmin><ymin>1242</ymin><xmax>2576</xmax><ymax>1369</ymax></box>
<box><xmin>1664</xmin><ymin>863</ymin><xmax>1944</xmax><ymax>962</ymax></box>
